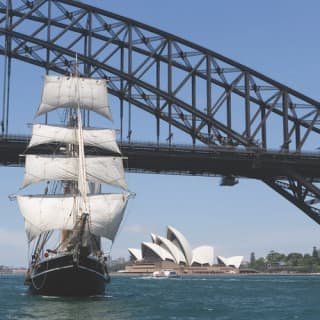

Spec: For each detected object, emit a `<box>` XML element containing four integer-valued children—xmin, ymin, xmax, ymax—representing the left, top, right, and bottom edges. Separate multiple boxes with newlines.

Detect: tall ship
<box><xmin>16</xmin><ymin>70</ymin><xmax>131</xmax><ymax>296</ymax></box>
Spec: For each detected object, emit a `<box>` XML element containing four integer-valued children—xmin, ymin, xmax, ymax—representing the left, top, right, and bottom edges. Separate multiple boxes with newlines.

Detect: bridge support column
<box><xmin>264</xmin><ymin>172</ymin><xmax>320</xmax><ymax>224</ymax></box>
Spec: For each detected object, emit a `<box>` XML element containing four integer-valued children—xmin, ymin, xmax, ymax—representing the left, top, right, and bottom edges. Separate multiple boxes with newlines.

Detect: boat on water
<box><xmin>152</xmin><ymin>269</ymin><xmax>180</xmax><ymax>278</ymax></box>
<box><xmin>15</xmin><ymin>68</ymin><xmax>131</xmax><ymax>296</ymax></box>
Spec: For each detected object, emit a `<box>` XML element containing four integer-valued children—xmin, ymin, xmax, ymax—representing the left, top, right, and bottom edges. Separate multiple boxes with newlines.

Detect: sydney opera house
<box><xmin>123</xmin><ymin>226</ymin><xmax>244</xmax><ymax>274</ymax></box>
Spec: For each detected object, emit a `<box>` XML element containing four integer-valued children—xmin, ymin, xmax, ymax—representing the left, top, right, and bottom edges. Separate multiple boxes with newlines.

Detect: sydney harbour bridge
<box><xmin>1</xmin><ymin>0</ymin><xmax>320</xmax><ymax>225</ymax></box>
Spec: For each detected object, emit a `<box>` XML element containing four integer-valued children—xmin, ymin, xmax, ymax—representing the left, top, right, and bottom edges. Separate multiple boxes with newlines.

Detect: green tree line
<box><xmin>249</xmin><ymin>247</ymin><xmax>320</xmax><ymax>273</ymax></box>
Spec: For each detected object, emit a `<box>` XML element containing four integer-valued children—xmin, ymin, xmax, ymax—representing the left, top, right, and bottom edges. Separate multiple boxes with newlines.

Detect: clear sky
<box><xmin>1</xmin><ymin>0</ymin><xmax>320</xmax><ymax>267</ymax></box>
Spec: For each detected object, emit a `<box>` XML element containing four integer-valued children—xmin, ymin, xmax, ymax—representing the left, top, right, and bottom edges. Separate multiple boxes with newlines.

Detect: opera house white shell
<box><xmin>191</xmin><ymin>246</ymin><xmax>214</xmax><ymax>266</ymax></box>
<box><xmin>128</xmin><ymin>248</ymin><xmax>143</xmax><ymax>261</ymax></box>
<box><xmin>167</xmin><ymin>225</ymin><xmax>193</xmax><ymax>266</ymax></box>
<box><xmin>141</xmin><ymin>242</ymin><xmax>175</xmax><ymax>262</ymax></box>
<box><xmin>128</xmin><ymin>226</ymin><xmax>216</xmax><ymax>267</ymax></box>
<box><xmin>154</xmin><ymin>235</ymin><xmax>187</xmax><ymax>265</ymax></box>
<box><xmin>217</xmin><ymin>255</ymin><xmax>244</xmax><ymax>269</ymax></box>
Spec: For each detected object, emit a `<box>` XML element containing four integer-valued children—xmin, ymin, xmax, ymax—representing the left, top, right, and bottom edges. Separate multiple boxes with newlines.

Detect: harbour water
<box><xmin>1</xmin><ymin>274</ymin><xmax>320</xmax><ymax>319</ymax></box>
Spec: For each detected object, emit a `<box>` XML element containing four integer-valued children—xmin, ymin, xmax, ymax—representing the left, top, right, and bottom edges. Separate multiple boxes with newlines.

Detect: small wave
<box><xmin>227</xmin><ymin>278</ymin><xmax>240</xmax><ymax>281</ymax></box>
<box><xmin>19</xmin><ymin>293</ymin><xmax>27</xmax><ymax>296</ymax></box>
<box><xmin>88</xmin><ymin>294</ymin><xmax>113</xmax><ymax>299</ymax></box>
<box><xmin>41</xmin><ymin>295</ymin><xmax>60</xmax><ymax>299</ymax></box>
<box><xmin>181</xmin><ymin>277</ymin><xmax>210</xmax><ymax>281</ymax></box>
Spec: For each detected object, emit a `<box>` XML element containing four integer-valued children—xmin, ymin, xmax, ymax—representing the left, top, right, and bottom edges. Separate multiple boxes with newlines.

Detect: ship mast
<box><xmin>62</xmin><ymin>60</ymin><xmax>89</xmax><ymax>247</ymax></box>
<box><xmin>75</xmin><ymin>66</ymin><xmax>89</xmax><ymax>216</ymax></box>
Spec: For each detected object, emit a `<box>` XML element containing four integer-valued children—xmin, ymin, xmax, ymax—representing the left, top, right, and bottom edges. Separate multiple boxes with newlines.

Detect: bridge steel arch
<box><xmin>1</xmin><ymin>0</ymin><xmax>320</xmax><ymax>224</ymax></box>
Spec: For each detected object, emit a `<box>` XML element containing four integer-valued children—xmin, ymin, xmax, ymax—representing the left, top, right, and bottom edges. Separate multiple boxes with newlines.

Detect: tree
<box><xmin>266</xmin><ymin>250</ymin><xmax>285</xmax><ymax>264</ymax></box>
<box><xmin>253</xmin><ymin>257</ymin><xmax>267</xmax><ymax>271</ymax></box>
<box><xmin>303</xmin><ymin>254</ymin><xmax>315</xmax><ymax>272</ymax></box>
<box><xmin>286</xmin><ymin>253</ymin><xmax>303</xmax><ymax>267</ymax></box>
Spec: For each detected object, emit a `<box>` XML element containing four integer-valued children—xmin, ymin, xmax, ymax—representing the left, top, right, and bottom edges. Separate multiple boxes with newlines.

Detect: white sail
<box><xmin>28</xmin><ymin>124</ymin><xmax>121</xmax><ymax>154</ymax></box>
<box><xmin>22</xmin><ymin>155</ymin><xmax>128</xmax><ymax>190</ymax></box>
<box><xmin>17</xmin><ymin>193</ymin><xmax>129</xmax><ymax>241</ymax></box>
<box><xmin>88</xmin><ymin>193</ymin><xmax>129</xmax><ymax>241</ymax></box>
<box><xmin>36</xmin><ymin>75</ymin><xmax>112</xmax><ymax>119</ymax></box>
<box><xmin>17</xmin><ymin>194</ymin><xmax>76</xmax><ymax>241</ymax></box>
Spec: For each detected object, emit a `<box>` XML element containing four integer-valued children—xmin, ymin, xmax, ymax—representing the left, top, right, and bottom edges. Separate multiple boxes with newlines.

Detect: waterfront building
<box><xmin>123</xmin><ymin>226</ymin><xmax>244</xmax><ymax>274</ymax></box>
<box><xmin>128</xmin><ymin>225</ymin><xmax>214</xmax><ymax>267</ymax></box>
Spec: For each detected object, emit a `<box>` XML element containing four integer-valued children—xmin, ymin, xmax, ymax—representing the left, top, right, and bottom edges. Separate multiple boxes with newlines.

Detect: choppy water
<box><xmin>1</xmin><ymin>274</ymin><xmax>320</xmax><ymax>319</ymax></box>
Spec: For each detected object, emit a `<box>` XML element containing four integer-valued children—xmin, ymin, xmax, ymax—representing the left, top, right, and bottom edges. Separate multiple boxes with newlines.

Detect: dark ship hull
<box><xmin>25</xmin><ymin>254</ymin><xmax>110</xmax><ymax>296</ymax></box>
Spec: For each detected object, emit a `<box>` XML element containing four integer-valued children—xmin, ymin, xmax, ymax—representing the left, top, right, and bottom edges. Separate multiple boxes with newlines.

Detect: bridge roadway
<box><xmin>1</xmin><ymin>135</ymin><xmax>320</xmax><ymax>181</ymax></box>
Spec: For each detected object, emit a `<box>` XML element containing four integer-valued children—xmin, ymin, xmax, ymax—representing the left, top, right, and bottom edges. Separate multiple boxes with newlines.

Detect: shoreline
<box><xmin>3</xmin><ymin>270</ymin><xmax>320</xmax><ymax>277</ymax></box>
<box><xmin>111</xmin><ymin>271</ymin><xmax>320</xmax><ymax>277</ymax></box>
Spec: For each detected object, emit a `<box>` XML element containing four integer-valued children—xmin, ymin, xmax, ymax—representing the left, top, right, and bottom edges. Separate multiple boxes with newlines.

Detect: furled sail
<box><xmin>28</xmin><ymin>124</ymin><xmax>121</xmax><ymax>154</ymax></box>
<box><xmin>17</xmin><ymin>193</ymin><xmax>129</xmax><ymax>241</ymax></box>
<box><xmin>22</xmin><ymin>155</ymin><xmax>128</xmax><ymax>190</ymax></box>
<box><xmin>36</xmin><ymin>75</ymin><xmax>112</xmax><ymax>119</ymax></box>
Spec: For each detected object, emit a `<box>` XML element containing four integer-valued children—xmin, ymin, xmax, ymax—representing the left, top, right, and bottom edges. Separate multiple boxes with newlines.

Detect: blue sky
<box><xmin>1</xmin><ymin>0</ymin><xmax>320</xmax><ymax>267</ymax></box>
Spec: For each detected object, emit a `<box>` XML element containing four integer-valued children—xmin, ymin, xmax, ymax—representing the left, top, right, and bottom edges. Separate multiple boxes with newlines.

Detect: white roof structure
<box><xmin>191</xmin><ymin>246</ymin><xmax>214</xmax><ymax>266</ymax></box>
<box><xmin>155</xmin><ymin>235</ymin><xmax>187</xmax><ymax>265</ymax></box>
<box><xmin>141</xmin><ymin>242</ymin><xmax>175</xmax><ymax>262</ymax></box>
<box><xmin>128</xmin><ymin>248</ymin><xmax>142</xmax><ymax>261</ymax></box>
<box><xmin>150</xmin><ymin>233</ymin><xmax>157</xmax><ymax>243</ymax></box>
<box><xmin>217</xmin><ymin>256</ymin><xmax>244</xmax><ymax>269</ymax></box>
<box><xmin>167</xmin><ymin>225</ymin><xmax>193</xmax><ymax>265</ymax></box>
<box><xmin>128</xmin><ymin>225</ymin><xmax>244</xmax><ymax>269</ymax></box>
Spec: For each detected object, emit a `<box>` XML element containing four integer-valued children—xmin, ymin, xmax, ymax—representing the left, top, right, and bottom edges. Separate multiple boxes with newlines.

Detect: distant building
<box><xmin>123</xmin><ymin>225</ymin><xmax>245</xmax><ymax>275</ymax></box>
<box><xmin>128</xmin><ymin>225</ymin><xmax>215</xmax><ymax>267</ymax></box>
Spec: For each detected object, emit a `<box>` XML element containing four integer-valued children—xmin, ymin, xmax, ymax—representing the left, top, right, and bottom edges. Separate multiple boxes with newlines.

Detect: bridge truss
<box><xmin>1</xmin><ymin>0</ymin><xmax>320</xmax><ymax>224</ymax></box>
